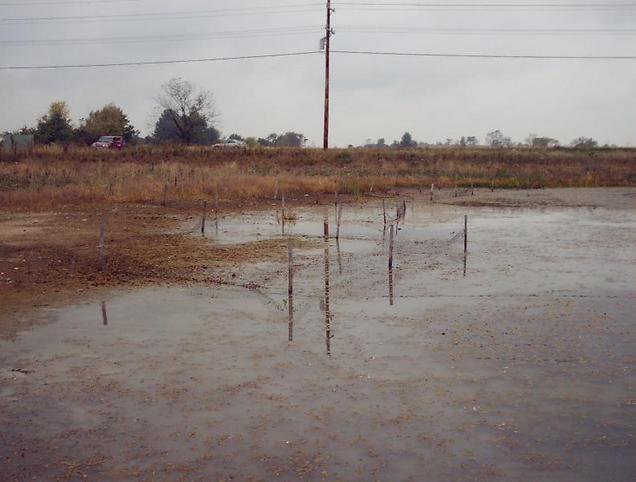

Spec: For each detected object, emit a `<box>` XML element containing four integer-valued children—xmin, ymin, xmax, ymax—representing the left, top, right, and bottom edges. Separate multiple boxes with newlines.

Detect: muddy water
<box><xmin>2</xmin><ymin>195</ymin><xmax>635</xmax><ymax>481</ymax></box>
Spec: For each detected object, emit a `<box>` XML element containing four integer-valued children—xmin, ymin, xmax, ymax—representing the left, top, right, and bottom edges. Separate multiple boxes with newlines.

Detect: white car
<box><xmin>213</xmin><ymin>139</ymin><xmax>246</xmax><ymax>149</ymax></box>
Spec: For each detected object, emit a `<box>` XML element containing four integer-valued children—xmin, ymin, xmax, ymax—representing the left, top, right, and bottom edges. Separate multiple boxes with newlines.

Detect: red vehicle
<box><xmin>91</xmin><ymin>135</ymin><xmax>125</xmax><ymax>150</ymax></box>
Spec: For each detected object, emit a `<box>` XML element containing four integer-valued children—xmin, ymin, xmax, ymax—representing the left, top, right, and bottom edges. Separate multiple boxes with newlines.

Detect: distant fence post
<box><xmin>101</xmin><ymin>301</ymin><xmax>108</xmax><ymax>326</ymax></box>
<box><xmin>201</xmin><ymin>200</ymin><xmax>207</xmax><ymax>235</ymax></box>
<box><xmin>388</xmin><ymin>224</ymin><xmax>395</xmax><ymax>269</ymax></box>
<box><xmin>464</xmin><ymin>215</ymin><xmax>468</xmax><ymax>254</ymax></box>
<box><xmin>382</xmin><ymin>199</ymin><xmax>387</xmax><ymax>227</ymax></box>
<box><xmin>323</xmin><ymin>210</ymin><xmax>329</xmax><ymax>241</ymax></box>
<box><xmin>430</xmin><ymin>183</ymin><xmax>434</xmax><ymax>202</ymax></box>
<box><xmin>98</xmin><ymin>219</ymin><xmax>106</xmax><ymax>272</ymax></box>
<box><xmin>215</xmin><ymin>187</ymin><xmax>220</xmax><ymax>233</ymax></box>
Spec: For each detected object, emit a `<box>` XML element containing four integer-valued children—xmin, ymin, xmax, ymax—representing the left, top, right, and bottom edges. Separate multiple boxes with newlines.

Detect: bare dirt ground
<box><xmin>1</xmin><ymin>188</ymin><xmax>634</xmax><ymax>481</ymax></box>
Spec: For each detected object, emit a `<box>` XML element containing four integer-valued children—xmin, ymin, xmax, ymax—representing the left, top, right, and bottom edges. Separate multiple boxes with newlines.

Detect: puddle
<box><xmin>2</xmin><ymin>198</ymin><xmax>635</xmax><ymax>481</ymax></box>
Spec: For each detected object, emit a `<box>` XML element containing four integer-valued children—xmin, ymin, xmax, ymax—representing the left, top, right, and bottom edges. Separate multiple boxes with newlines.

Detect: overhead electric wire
<box><xmin>0</xmin><ymin>26</ymin><xmax>324</xmax><ymax>47</ymax></box>
<box><xmin>2</xmin><ymin>48</ymin><xmax>635</xmax><ymax>70</ymax></box>
<box><xmin>332</xmin><ymin>49</ymin><xmax>636</xmax><ymax>59</ymax></box>
<box><xmin>0</xmin><ymin>51</ymin><xmax>323</xmax><ymax>71</ymax></box>
<box><xmin>0</xmin><ymin>0</ymin><xmax>138</xmax><ymax>5</ymax></box>
<box><xmin>0</xmin><ymin>4</ymin><xmax>323</xmax><ymax>24</ymax></box>
<box><xmin>338</xmin><ymin>25</ymin><xmax>636</xmax><ymax>35</ymax></box>
<box><xmin>336</xmin><ymin>2</ymin><xmax>636</xmax><ymax>8</ymax></box>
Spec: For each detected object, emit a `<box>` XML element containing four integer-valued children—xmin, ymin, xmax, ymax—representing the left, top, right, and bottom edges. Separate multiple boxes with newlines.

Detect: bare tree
<box><xmin>155</xmin><ymin>78</ymin><xmax>218</xmax><ymax>144</ymax></box>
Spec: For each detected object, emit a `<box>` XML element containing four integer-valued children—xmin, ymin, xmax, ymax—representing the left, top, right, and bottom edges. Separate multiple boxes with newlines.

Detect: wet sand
<box><xmin>1</xmin><ymin>189</ymin><xmax>635</xmax><ymax>481</ymax></box>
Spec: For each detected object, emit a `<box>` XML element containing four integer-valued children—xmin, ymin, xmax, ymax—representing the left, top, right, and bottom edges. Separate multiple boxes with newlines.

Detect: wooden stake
<box><xmin>382</xmin><ymin>199</ymin><xmax>387</xmax><ymax>227</ymax></box>
<box><xmin>336</xmin><ymin>204</ymin><xmax>343</xmax><ymax>240</ymax></box>
<box><xmin>101</xmin><ymin>301</ymin><xmax>108</xmax><ymax>326</ymax></box>
<box><xmin>98</xmin><ymin>219</ymin><xmax>106</xmax><ymax>272</ymax></box>
<box><xmin>464</xmin><ymin>215</ymin><xmax>468</xmax><ymax>254</ymax></box>
<box><xmin>388</xmin><ymin>224</ymin><xmax>395</xmax><ymax>269</ymax></box>
<box><xmin>323</xmin><ymin>210</ymin><xmax>329</xmax><ymax>241</ymax></box>
<box><xmin>215</xmin><ymin>188</ymin><xmax>219</xmax><ymax>233</ymax></box>
<box><xmin>201</xmin><ymin>201</ymin><xmax>207</xmax><ymax>235</ymax></box>
<box><xmin>430</xmin><ymin>183</ymin><xmax>434</xmax><ymax>202</ymax></box>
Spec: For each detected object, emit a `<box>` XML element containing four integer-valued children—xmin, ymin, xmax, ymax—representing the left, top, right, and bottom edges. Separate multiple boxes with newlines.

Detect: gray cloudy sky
<box><xmin>1</xmin><ymin>0</ymin><xmax>635</xmax><ymax>146</ymax></box>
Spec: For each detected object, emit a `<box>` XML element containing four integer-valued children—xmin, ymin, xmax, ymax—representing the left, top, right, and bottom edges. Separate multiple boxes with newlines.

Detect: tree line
<box><xmin>5</xmin><ymin>78</ymin><xmax>307</xmax><ymax>148</ymax></box>
<box><xmin>363</xmin><ymin>131</ymin><xmax>602</xmax><ymax>149</ymax></box>
<box><xmin>5</xmin><ymin>77</ymin><xmax>604</xmax><ymax>149</ymax></box>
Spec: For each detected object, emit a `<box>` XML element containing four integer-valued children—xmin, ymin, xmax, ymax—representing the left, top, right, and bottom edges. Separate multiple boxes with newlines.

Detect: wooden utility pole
<box><xmin>323</xmin><ymin>0</ymin><xmax>333</xmax><ymax>150</ymax></box>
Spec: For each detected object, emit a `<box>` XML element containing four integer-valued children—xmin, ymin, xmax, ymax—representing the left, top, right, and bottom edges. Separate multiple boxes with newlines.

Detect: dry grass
<box><xmin>1</xmin><ymin>145</ymin><xmax>634</xmax><ymax>210</ymax></box>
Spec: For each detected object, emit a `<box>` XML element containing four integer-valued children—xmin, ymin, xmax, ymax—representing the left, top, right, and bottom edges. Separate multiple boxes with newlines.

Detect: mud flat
<box><xmin>1</xmin><ymin>188</ymin><xmax>635</xmax><ymax>481</ymax></box>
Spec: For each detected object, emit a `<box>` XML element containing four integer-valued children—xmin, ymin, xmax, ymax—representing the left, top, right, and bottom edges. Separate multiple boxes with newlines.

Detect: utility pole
<box><xmin>323</xmin><ymin>0</ymin><xmax>334</xmax><ymax>150</ymax></box>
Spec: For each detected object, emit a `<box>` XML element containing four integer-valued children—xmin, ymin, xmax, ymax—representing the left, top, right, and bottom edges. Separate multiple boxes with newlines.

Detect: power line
<box><xmin>0</xmin><ymin>4</ymin><xmax>323</xmax><ymax>23</ymax></box>
<box><xmin>0</xmin><ymin>51</ymin><xmax>322</xmax><ymax>70</ymax></box>
<box><xmin>0</xmin><ymin>0</ymin><xmax>138</xmax><ymax>5</ymax></box>
<box><xmin>338</xmin><ymin>25</ymin><xmax>636</xmax><ymax>35</ymax></box>
<box><xmin>2</xmin><ymin>48</ymin><xmax>634</xmax><ymax>70</ymax></box>
<box><xmin>336</xmin><ymin>2</ymin><xmax>636</xmax><ymax>8</ymax></box>
<box><xmin>0</xmin><ymin>27</ymin><xmax>324</xmax><ymax>47</ymax></box>
<box><xmin>332</xmin><ymin>49</ymin><xmax>636</xmax><ymax>59</ymax></box>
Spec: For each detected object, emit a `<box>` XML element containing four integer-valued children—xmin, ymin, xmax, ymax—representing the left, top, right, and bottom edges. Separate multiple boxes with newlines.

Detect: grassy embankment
<box><xmin>1</xmin><ymin>145</ymin><xmax>635</xmax><ymax>210</ymax></box>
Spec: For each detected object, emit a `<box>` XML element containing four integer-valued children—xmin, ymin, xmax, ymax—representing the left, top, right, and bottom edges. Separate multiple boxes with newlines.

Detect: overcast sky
<box><xmin>1</xmin><ymin>0</ymin><xmax>635</xmax><ymax>146</ymax></box>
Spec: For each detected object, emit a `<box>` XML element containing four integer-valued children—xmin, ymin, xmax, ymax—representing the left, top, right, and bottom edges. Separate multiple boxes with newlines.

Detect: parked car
<box><xmin>91</xmin><ymin>136</ymin><xmax>125</xmax><ymax>150</ymax></box>
<box><xmin>212</xmin><ymin>139</ymin><xmax>246</xmax><ymax>149</ymax></box>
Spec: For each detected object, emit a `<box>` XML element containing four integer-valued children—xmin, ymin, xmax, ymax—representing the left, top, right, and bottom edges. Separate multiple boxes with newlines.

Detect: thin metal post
<box><xmin>101</xmin><ymin>301</ymin><xmax>108</xmax><ymax>326</ymax></box>
<box><xmin>388</xmin><ymin>224</ymin><xmax>395</xmax><ymax>269</ymax></box>
<box><xmin>382</xmin><ymin>199</ymin><xmax>387</xmax><ymax>226</ymax></box>
<box><xmin>464</xmin><ymin>215</ymin><xmax>468</xmax><ymax>254</ymax></box>
<box><xmin>98</xmin><ymin>219</ymin><xmax>106</xmax><ymax>272</ymax></box>
<box><xmin>215</xmin><ymin>188</ymin><xmax>219</xmax><ymax>233</ymax></box>
<box><xmin>323</xmin><ymin>210</ymin><xmax>329</xmax><ymax>241</ymax></box>
<box><xmin>201</xmin><ymin>201</ymin><xmax>207</xmax><ymax>235</ymax></box>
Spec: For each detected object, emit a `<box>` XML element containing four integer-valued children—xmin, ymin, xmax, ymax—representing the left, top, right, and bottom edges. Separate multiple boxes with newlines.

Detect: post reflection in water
<box><xmin>463</xmin><ymin>253</ymin><xmax>467</xmax><ymax>278</ymax></box>
<box><xmin>101</xmin><ymin>301</ymin><xmax>108</xmax><ymax>326</ymax></box>
<box><xmin>288</xmin><ymin>242</ymin><xmax>294</xmax><ymax>342</ymax></box>
<box><xmin>388</xmin><ymin>266</ymin><xmax>394</xmax><ymax>306</ymax></box>
<box><xmin>324</xmin><ymin>241</ymin><xmax>332</xmax><ymax>356</ymax></box>
<box><xmin>336</xmin><ymin>238</ymin><xmax>343</xmax><ymax>276</ymax></box>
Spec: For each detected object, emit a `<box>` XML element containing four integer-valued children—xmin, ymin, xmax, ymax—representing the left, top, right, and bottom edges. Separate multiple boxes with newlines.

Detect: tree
<box><xmin>570</xmin><ymin>137</ymin><xmax>598</xmax><ymax>149</ymax></box>
<box><xmin>276</xmin><ymin>132</ymin><xmax>306</xmax><ymax>147</ymax></box>
<box><xmin>77</xmin><ymin>103</ymin><xmax>139</xmax><ymax>144</ymax></box>
<box><xmin>530</xmin><ymin>137</ymin><xmax>559</xmax><ymax>149</ymax></box>
<box><xmin>466</xmin><ymin>136</ymin><xmax>479</xmax><ymax>146</ymax></box>
<box><xmin>153</xmin><ymin>108</ymin><xmax>219</xmax><ymax>145</ymax></box>
<box><xmin>486</xmin><ymin>130</ymin><xmax>512</xmax><ymax>148</ymax></box>
<box><xmin>36</xmin><ymin>101</ymin><xmax>73</xmax><ymax>144</ymax></box>
<box><xmin>257</xmin><ymin>133</ymin><xmax>279</xmax><ymax>147</ymax></box>
<box><xmin>257</xmin><ymin>132</ymin><xmax>306</xmax><ymax>147</ymax></box>
<box><xmin>228</xmin><ymin>133</ymin><xmax>244</xmax><ymax>142</ymax></box>
<box><xmin>377</xmin><ymin>138</ymin><xmax>386</xmax><ymax>148</ymax></box>
<box><xmin>154</xmin><ymin>78</ymin><xmax>218</xmax><ymax>144</ymax></box>
<box><xmin>399</xmin><ymin>132</ymin><xmax>416</xmax><ymax>148</ymax></box>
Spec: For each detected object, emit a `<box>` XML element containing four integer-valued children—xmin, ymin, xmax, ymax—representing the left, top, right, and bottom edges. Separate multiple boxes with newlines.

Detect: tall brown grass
<box><xmin>1</xmin><ymin>146</ymin><xmax>634</xmax><ymax>210</ymax></box>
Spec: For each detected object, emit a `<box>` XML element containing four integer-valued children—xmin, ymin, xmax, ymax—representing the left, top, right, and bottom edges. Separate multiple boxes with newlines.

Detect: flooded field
<box><xmin>1</xmin><ymin>189</ymin><xmax>635</xmax><ymax>481</ymax></box>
